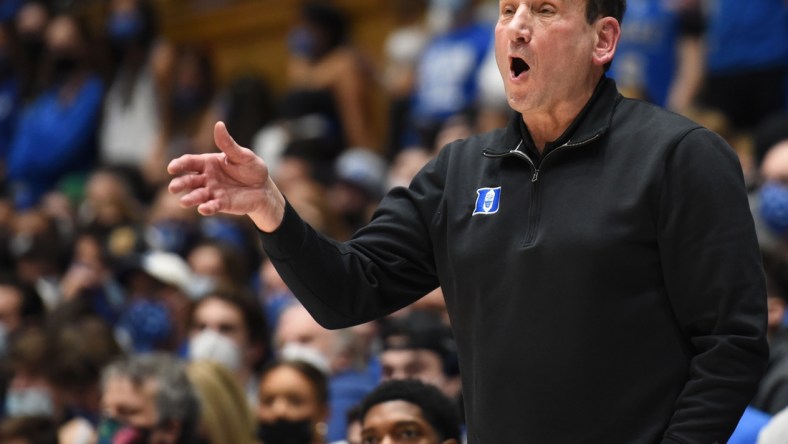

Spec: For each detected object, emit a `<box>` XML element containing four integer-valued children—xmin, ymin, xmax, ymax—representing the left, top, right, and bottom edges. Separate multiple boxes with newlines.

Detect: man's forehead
<box><xmin>364</xmin><ymin>400</ymin><xmax>429</xmax><ymax>426</ymax></box>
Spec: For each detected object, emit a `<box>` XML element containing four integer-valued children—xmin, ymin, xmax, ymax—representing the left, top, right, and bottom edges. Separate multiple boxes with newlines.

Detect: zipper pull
<box><xmin>532</xmin><ymin>169</ymin><xmax>540</xmax><ymax>182</ymax></box>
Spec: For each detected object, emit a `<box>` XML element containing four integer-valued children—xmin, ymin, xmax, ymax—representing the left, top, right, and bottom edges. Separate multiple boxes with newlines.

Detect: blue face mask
<box><xmin>760</xmin><ymin>182</ymin><xmax>788</xmax><ymax>236</ymax></box>
<box><xmin>119</xmin><ymin>299</ymin><xmax>172</xmax><ymax>353</ymax></box>
<box><xmin>107</xmin><ymin>11</ymin><xmax>144</xmax><ymax>44</ymax></box>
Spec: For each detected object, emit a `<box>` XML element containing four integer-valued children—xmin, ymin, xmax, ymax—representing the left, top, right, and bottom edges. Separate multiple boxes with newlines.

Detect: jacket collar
<box><xmin>496</xmin><ymin>76</ymin><xmax>620</xmax><ymax>154</ymax></box>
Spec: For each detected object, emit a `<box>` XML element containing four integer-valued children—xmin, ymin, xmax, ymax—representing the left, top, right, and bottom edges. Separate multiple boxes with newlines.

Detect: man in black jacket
<box><xmin>167</xmin><ymin>1</ymin><xmax>768</xmax><ymax>442</ymax></box>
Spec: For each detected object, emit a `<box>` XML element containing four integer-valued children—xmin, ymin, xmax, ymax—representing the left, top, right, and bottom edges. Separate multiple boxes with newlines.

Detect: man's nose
<box><xmin>270</xmin><ymin>398</ymin><xmax>290</xmax><ymax>417</ymax></box>
<box><xmin>509</xmin><ymin>6</ymin><xmax>532</xmax><ymax>43</ymax></box>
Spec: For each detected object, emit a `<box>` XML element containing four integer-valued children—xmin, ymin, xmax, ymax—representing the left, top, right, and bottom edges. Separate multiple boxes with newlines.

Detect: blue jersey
<box><xmin>611</xmin><ymin>0</ymin><xmax>685</xmax><ymax>107</ymax></box>
<box><xmin>705</xmin><ymin>0</ymin><xmax>788</xmax><ymax>75</ymax></box>
<box><xmin>7</xmin><ymin>76</ymin><xmax>104</xmax><ymax>207</ymax></box>
<box><xmin>412</xmin><ymin>22</ymin><xmax>492</xmax><ymax>121</ymax></box>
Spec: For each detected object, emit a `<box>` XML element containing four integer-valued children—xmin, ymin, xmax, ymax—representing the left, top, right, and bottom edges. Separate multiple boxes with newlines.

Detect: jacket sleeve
<box><xmin>259</xmin><ymin>153</ymin><xmax>446</xmax><ymax>329</ymax></box>
<box><xmin>657</xmin><ymin>128</ymin><xmax>769</xmax><ymax>444</ymax></box>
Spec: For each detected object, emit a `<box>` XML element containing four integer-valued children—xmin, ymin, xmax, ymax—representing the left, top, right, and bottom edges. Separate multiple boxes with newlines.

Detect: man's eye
<box><xmin>397</xmin><ymin>427</ymin><xmax>422</xmax><ymax>440</ymax></box>
<box><xmin>361</xmin><ymin>436</ymin><xmax>378</xmax><ymax>444</ymax></box>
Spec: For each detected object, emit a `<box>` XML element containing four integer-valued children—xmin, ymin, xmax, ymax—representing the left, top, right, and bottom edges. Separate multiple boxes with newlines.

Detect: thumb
<box><xmin>214</xmin><ymin>121</ymin><xmax>249</xmax><ymax>164</ymax></box>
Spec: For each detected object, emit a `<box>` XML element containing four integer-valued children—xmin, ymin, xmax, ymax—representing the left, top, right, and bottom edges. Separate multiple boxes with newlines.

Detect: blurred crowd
<box><xmin>0</xmin><ymin>0</ymin><xmax>786</xmax><ymax>443</ymax></box>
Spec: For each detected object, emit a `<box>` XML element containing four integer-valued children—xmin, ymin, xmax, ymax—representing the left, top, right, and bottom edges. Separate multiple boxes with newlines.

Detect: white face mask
<box><xmin>5</xmin><ymin>387</ymin><xmax>55</xmax><ymax>417</ymax></box>
<box><xmin>279</xmin><ymin>342</ymin><xmax>331</xmax><ymax>375</ymax></box>
<box><xmin>188</xmin><ymin>329</ymin><xmax>243</xmax><ymax>372</ymax></box>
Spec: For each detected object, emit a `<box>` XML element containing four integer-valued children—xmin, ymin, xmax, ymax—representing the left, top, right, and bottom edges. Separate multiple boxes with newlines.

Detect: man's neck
<box><xmin>521</xmin><ymin>89</ymin><xmax>594</xmax><ymax>153</ymax></box>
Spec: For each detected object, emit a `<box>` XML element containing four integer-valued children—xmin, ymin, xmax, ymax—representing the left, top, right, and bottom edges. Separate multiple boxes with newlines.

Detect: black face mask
<box><xmin>51</xmin><ymin>53</ymin><xmax>81</xmax><ymax>82</ymax></box>
<box><xmin>0</xmin><ymin>51</ymin><xmax>13</xmax><ymax>78</ymax></box>
<box><xmin>257</xmin><ymin>418</ymin><xmax>314</xmax><ymax>444</ymax></box>
<box><xmin>19</xmin><ymin>34</ymin><xmax>44</xmax><ymax>64</ymax></box>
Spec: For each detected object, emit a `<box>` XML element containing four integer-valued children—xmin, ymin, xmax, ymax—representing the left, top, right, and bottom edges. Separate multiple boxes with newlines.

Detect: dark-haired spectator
<box><xmin>276</xmin><ymin>303</ymin><xmax>377</xmax><ymax>441</ymax></box>
<box><xmin>379</xmin><ymin>311</ymin><xmax>460</xmax><ymax>403</ymax></box>
<box><xmin>256</xmin><ymin>358</ymin><xmax>329</xmax><ymax>444</ymax></box>
<box><xmin>358</xmin><ymin>379</ymin><xmax>461</xmax><ymax>444</ymax></box>
<box><xmin>286</xmin><ymin>1</ymin><xmax>375</xmax><ymax>150</ymax></box>
<box><xmin>0</xmin><ymin>275</ymin><xmax>45</xmax><ymax>335</ymax></box>
<box><xmin>187</xmin><ymin>285</ymin><xmax>270</xmax><ymax>408</ymax></box>
<box><xmin>99</xmin><ymin>352</ymin><xmax>199</xmax><ymax>444</ymax></box>
<box><xmin>6</xmin><ymin>13</ymin><xmax>104</xmax><ymax>209</ymax></box>
<box><xmin>3</xmin><ymin>327</ymin><xmax>54</xmax><ymax>419</ymax></box>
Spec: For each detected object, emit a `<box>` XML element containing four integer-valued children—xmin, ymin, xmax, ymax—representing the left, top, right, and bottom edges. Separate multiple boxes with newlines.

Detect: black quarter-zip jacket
<box><xmin>261</xmin><ymin>77</ymin><xmax>768</xmax><ymax>444</ymax></box>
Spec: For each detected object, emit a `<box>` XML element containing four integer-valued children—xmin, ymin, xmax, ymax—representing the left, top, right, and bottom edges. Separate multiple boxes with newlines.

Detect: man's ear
<box><xmin>592</xmin><ymin>16</ymin><xmax>621</xmax><ymax>67</ymax></box>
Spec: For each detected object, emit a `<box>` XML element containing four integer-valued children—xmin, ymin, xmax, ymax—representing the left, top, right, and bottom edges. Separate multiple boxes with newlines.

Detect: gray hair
<box><xmin>102</xmin><ymin>353</ymin><xmax>199</xmax><ymax>441</ymax></box>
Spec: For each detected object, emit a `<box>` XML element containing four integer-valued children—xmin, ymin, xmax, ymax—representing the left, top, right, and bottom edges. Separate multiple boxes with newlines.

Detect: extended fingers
<box><xmin>168</xmin><ymin>173</ymin><xmax>206</xmax><ymax>195</ymax></box>
<box><xmin>168</xmin><ymin>153</ymin><xmax>210</xmax><ymax>176</ymax></box>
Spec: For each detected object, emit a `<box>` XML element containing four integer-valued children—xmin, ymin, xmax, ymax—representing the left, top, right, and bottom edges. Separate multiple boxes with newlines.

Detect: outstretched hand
<box><xmin>167</xmin><ymin>122</ymin><xmax>286</xmax><ymax>232</ymax></box>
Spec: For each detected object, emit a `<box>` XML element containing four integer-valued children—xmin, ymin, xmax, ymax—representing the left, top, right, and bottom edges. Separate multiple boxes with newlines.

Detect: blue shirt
<box><xmin>611</xmin><ymin>0</ymin><xmax>685</xmax><ymax>106</ymax></box>
<box><xmin>705</xmin><ymin>0</ymin><xmax>788</xmax><ymax>75</ymax></box>
<box><xmin>412</xmin><ymin>22</ymin><xmax>492</xmax><ymax>121</ymax></box>
<box><xmin>7</xmin><ymin>75</ymin><xmax>104</xmax><ymax>207</ymax></box>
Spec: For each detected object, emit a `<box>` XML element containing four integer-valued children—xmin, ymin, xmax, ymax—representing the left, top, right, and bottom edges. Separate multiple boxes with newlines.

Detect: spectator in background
<box><xmin>358</xmin><ymin>379</ymin><xmax>461</xmax><ymax>444</ymax></box>
<box><xmin>78</xmin><ymin>168</ymin><xmax>146</xmax><ymax>260</ymax></box>
<box><xmin>698</xmin><ymin>0</ymin><xmax>788</xmax><ymax>132</ymax></box>
<box><xmin>187</xmin><ymin>239</ymin><xmax>250</xmax><ymax>293</ymax></box>
<box><xmin>44</xmin><ymin>316</ymin><xmax>123</xmax><ymax>444</ymax></box>
<box><xmin>6</xmin><ymin>209</ymin><xmax>64</xmax><ymax>310</ymax></box>
<box><xmin>0</xmin><ymin>275</ymin><xmax>45</xmax><ymax>336</ymax></box>
<box><xmin>327</xmin><ymin>148</ymin><xmax>388</xmax><ymax>233</ymax></box>
<box><xmin>13</xmin><ymin>0</ymin><xmax>50</xmax><ymax>101</ymax></box>
<box><xmin>407</xmin><ymin>0</ymin><xmax>491</xmax><ymax>149</ymax></box>
<box><xmin>99</xmin><ymin>353</ymin><xmax>199</xmax><ymax>444</ymax></box>
<box><xmin>220</xmin><ymin>73</ymin><xmax>274</xmax><ymax>151</ymax></box>
<box><xmin>145</xmin><ymin>186</ymin><xmax>201</xmax><ymax>257</ymax></box>
<box><xmin>380</xmin><ymin>0</ymin><xmax>429</xmax><ymax>156</ymax></box>
<box><xmin>3</xmin><ymin>327</ymin><xmax>54</xmax><ymax>419</ymax></box>
<box><xmin>99</xmin><ymin>0</ymin><xmax>175</xmax><ymax>195</ymax></box>
<box><xmin>116</xmin><ymin>251</ymin><xmax>192</xmax><ymax>353</ymax></box>
<box><xmin>187</xmin><ymin>285</ymin><xmax>270</xmax><ymax>408</ymax></box>
<box><xmin>6</xmin><ymin>13</ymin><xmax>104</xmax><ymax>209</ymax></box>
<box><xmin>146</xmin><ymin>44</ymin><xmax>218</xmax><ymax>187</ymax></box>
<box><xmin>286</xmin><ymin>1</ymin><xmax>375</xmax><ymax>149</ymax></box>
<box><xmin>276</xmin><ymin>303</ymin><xmax>376</xmax><ymax>442</ymax></box>
<box><xmin>0</xmin><ymin>24</ymin><xmax>22</xmax><ymax>160</ymax></box>
<box><xmin>186</xmin><ymin>359</ymin><xmax>259</xmax><ymax>444</ymax></box>
<box><xmin>610</xmin><ymin>0</ymin><xmax>704</xmax><ymax>111</ymax></box>
<box><xmin>379</xmin><ymin>311</ymin><xmax>461</xmax><ymax>403</ymax></box>
<box><xmin>256</xmin><ymin>359</ymin><xmax>330</xmax><ymax>444</ymax></box>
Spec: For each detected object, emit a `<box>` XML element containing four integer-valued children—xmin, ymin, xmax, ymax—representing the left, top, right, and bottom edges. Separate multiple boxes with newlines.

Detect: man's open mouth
<box><xmin>511</xmin><ymin>57</ymin><xmax>530</xmax><ymax>77</ymax></box>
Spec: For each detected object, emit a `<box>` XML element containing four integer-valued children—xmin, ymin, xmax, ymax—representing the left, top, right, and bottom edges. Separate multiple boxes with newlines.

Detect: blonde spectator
<box><xmin>186</xmin><ymin>360</ymin><xmax>259</xmax><ymax>444</ymax></box>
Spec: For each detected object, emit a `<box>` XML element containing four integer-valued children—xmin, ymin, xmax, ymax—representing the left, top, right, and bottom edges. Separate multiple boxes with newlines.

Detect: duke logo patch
<box><xmin>473</xmin><ymin>187</ymin><xmax>501</xmax><ymax>215</ymax></box>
